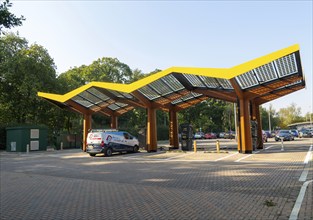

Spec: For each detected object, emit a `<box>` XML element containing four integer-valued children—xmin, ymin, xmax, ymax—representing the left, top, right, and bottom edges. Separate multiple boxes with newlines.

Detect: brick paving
<box><xmin>0</xmin><ymin>138</ymin><xmax>312</xmax><ymax>220</ymax></box>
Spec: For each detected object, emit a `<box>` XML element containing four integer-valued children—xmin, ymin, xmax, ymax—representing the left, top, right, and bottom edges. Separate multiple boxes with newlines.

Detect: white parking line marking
<box><xmin>166</xmin><ymin>152</ymin><xmax>195</xmax><ymax>160</ymax></box>
<box><xmin>235</xmin><ymin>151</ymin><xmax>260</xmax><ymax>162</ymax></box>
<box><xmin>289</xmin><ymin>180</ymin><xmax>313</xmax><ymax>220</ymax></box>
<box><xmin>299</xmin><ymin>146</ymin><xmax>312</xmax><ymax>182</ymax></box>
<box><xmin>215</xmin><ymin>152</ymin><xmax>239</xmax><ymax>161</ymax></box>
<box><xmin>304</xmin><ymin>146</ymin><xmax>312</xmax><ymax>164</ymax></box>
<box><xmin>265</xmin><ymin>145</ymin><xmax>276</xmax><ymax>150</ymax></box>
<box><xmin>299</xmin><ymin>166</ymin><xmax>310</xmax><ymax>182</ymax></box>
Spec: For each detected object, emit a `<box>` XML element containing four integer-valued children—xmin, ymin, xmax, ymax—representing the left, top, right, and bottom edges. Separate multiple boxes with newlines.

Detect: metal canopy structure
<box><xmin>38</xmin><ymin>44</ymin><xmax>306</xmax><ymax>153</ymax></box>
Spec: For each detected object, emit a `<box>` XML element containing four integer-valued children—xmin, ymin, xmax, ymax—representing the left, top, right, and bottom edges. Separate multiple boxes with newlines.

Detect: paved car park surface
<box><xmin>1</xmin><ymin>138</ymin><xmax>312</xmax><ymax>220</ymax></box>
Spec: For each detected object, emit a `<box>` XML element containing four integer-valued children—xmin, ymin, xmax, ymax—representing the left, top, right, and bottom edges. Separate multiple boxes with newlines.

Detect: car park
<box><xmin>204</xmin><ymin>132</ymin><xmax>217</xmax><ymax>139</ymax></box>
<box><xmin>290</xmin><ymin>129</ymin><xmax>299</xmax><ymax>137</ymax></box>
<box><xmin>224</xmin><ymin>131</ymin><xmax>235</xmax><ymax>139</ymax></box>
<box><xmin>218</xmin><ymin>132</ymin><xmax>225</xmax><ymax>138</ymax></box>
<box><xmin>299</xmin><ymin>129</ymin><xmax>313</xmax><ymax>138</ymax></box>
<box><xmin>86</xmin><ymin>129</ymin><xmax>139</xmax><ymax>157</ymax></box>
<box><xmin>194</xmin><ymin>132</ymin><xmax>204</xmax><ymax>139</ymax></box>
<box><xmin>275</xmin><ymin>130</ymin><xmax>294</xmax><ymax>141</ymax></box>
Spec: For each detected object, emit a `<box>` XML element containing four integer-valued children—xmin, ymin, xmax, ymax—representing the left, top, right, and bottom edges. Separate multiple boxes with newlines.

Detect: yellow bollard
<box><xmin>216</xmin><ymin>140</ymin><xmax>220</xmax><ymax>153</ymax></box>
<box><xmin>194</xmin><ymin>140</ymin><xmax>197</xmax><ymax>153</ymax></box>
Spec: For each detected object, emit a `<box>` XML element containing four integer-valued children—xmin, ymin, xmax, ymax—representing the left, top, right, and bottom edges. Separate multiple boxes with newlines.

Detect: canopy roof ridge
<box><xmin>230</xmin><ymin>44</ymin><xmax>300</xmax><ymax>76</ymax></box>
<box><xmin>37</xmin><ymin>44</ymin><xmax>302</xmax><ymax>104</ymax></box>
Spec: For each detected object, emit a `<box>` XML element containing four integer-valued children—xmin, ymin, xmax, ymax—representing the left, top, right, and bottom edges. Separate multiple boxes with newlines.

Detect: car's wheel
<box><xmin>89</xmin><ymin>153</ymin><xmax>96</xmax><ymax>157</ymax></box>
<box><xmin>133</xmin><ymin>145</ymin><xmax>139</xmax><ymax>153</ymax></box>
<box><xmin>105</xmin><ymin>148</ymin><xmax>113</xmax><ymax>157</ymax></box>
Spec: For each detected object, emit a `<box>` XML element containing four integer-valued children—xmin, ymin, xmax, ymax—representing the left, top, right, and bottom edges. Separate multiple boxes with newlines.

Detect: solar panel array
<box><xmin>65</xmin><ymin>51</ymin><xmax>303</xmax><ymax>115</ymax></box>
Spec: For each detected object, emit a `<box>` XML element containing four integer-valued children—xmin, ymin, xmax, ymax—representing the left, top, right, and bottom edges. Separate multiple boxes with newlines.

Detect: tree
<box><xmin>260</xmin><ymin>105</ymin><xmax>279</xmax><ymax>131</ymax></box>
<box><xmin>0</xmin><ymin>0</ymin><xmax>25</xmax><ymax>35</ymax></box>
<box><xmin>0</xmin><ymin>33</ymin><xmax>62</xmax><ymax>125</ymax></box>
<box><xmin>178</xmin><ymin>99</ymin><xmax>228</xmax><ymax>133</ymax></box>
<box><xmin>57</xmin><ymin>57</ymin><xmax>147</xmax><ymax>131</ymax></box>
<box><xmin>277</xmin><ymin>103</ymin><xmax>303</xmax><ymax>128</ymax></box>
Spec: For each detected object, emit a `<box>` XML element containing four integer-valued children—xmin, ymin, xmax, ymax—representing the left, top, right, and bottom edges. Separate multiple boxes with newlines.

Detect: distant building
<box><xmin>288</xmin><ymin>122</ymin><xmax>312</xmax><ymax>130</ymax></box>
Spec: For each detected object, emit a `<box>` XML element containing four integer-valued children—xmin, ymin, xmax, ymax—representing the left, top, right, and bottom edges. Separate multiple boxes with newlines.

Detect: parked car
<box><xmin>204</xmin><ymin>132</ymin><xmax>217</xmax><ymax>139</ymax></box>
<box><xmin>290</xmin><ymin>129</ymin><xmax>299</xmax><ymax>137</ymax></box>
<box><xmin>224</xmin><ymin>131</ymin><xmax>235</xmax><ymax>139</ymax></box>
<box><xmin>275</xmin><ymin>130</ymin><xmax>294</xmax><ymax>141</ymax></box>
<box><xmin>299</xmin><ymin>129</ymin><xmax>313</xmax><ymax>138</ymax></box>
<box><xmin>86</xmin><ymin>130</ymin><xmax>139</xmax><ymax>157</ymax></box>
<box><xmin>264</xmin><ymin>130</ymin><xmax>272</xmax><ymax>138</ymax></box>
<box><xmin>218</xmin><ymin>132</ymin><xmax>225</xmax><ymax>138</ymax></box>
<box><xmin>262</xmin><ymin>130</ymin><xmax>268</xmax><ymax>142</ymax></box>
<box><xmin>194</xmin><ymin>132</ymin><xmax>204</xmax><ymax>139</ymax></box>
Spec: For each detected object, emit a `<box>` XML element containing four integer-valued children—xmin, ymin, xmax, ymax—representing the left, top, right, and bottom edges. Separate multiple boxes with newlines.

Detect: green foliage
<box><xmin>0</xmin><ymin>33</ymin><xmax>57</xmax><ymax>123</ymax></box>
<box><xmin>260</xmin><ymin>104</ymin><xmax>307</xmax><ymax>130</ymax></box>
<box><xmin>58</xmin><ymin>57</ymin><xmax>136</xmax><ymax>93</ymax></box>
<box><xmin>260</xmin><ymin>105</ymin><xmax>279</xmax><ymax>130</ymax></box>
<box><xmin>0</xmin><ymin>33</ymin><xmax>69</xmax><ymax>147</ymax></box>
<box><xmin>178</xmin><ymin>99</ymin><xmax>229</xmax><ymax>133</ymax></box>
<box><xmin>0</xmin><ymin>0</ymin><xmax>25</xmax><ymax>35</ymax></box>
<box><xmin>118</xmin><ymin>108</ymin><xmax>146</xmax><ymax>134</ymax></box>
<box><xmin>277</xmin><ymin>103</ymin><xmax>303</xmax><ymax>128</ymax></box>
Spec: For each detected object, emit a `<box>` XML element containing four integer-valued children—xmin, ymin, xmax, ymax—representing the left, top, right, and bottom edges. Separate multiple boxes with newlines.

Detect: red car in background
<box><xmin>204</xmin><ymin>133</ymin><xmax>217</xmax><ymax>139</ymax></box>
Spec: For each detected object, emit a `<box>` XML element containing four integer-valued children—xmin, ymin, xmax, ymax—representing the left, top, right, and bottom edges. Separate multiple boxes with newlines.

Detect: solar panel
<box><xmin>108</xmin><ymin>104</ymin><xmax>120</xmax><ymax>111</ymax></box>
<box><xmin>149</xmin><ymin>80</ymin><xmax>173</xmax><ymax>96</ymax></box>
<box><xmin>183</xmin><ymin>74</ymin><xmax>205</xmax><ymax>87</ymax></box>
<box><xmin>115</xmin><ymin>102</ymin><xmax>128</xmax><ymax>108</ymax></box>
<box><xmin>217</xmin><ymin>78</ymin><xmax>233</xmax><ymax>89</ymax></box>
<box><xmin>138</xmin><ymin>86</ymin><xmax>160</xmax><ymax>100</ymax></box>
<box><xmin>72</xmin><ymin>96</ymin><xmax>94</xmax><ymax>108</ymax></box>
<box><xmin>87</xmin><ymin>88</ymin><xmax>110</xmax><ymax>101</ymax></box>
<box><xmin>80</xmin><ymin>91</ymin><xmax>103</xmax><ymax>105</ymax></box>
<box><xmin>161</xmin><ymin>75</ymin><xmax>185</xmax><ymax>91</ymax></box>
<box><xmin>120</xmin><ymin>92</ymin><xmax>134</xmax><ymax>99</ymax></box>
<box><xmin>199</xmin><ymin>76</ymin><xmax>220</xmax><ymax>88</ymax></box>
<box><xmin>254</xmin><ymin>62</ymin><xmax>277</xmax><ymax>83</ymax></box>
<box><xmin>171</xmin><ymin>92</ymin><xmax>202</xmax><ymax>105</ymax></box>
<box><xmin>236</xmin><ymin>71</ymin><xmax>259</xmax><ymax>89</ymax></box>
<box><xmin>109</xmin><ymin>90</ymin><xmax>124</xmax><ymax>98</ymax></box>
<box><xmin>274</xmin><ymin>53</ymin><xmax>298</xmax><ymax>77</ymax></box>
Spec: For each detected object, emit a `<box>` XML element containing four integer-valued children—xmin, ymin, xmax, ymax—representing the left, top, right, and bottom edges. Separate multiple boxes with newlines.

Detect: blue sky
<box><xmin>10</xmin><ymin>0</ymin><xmax>313</xmax><ymax>116</ymax></box>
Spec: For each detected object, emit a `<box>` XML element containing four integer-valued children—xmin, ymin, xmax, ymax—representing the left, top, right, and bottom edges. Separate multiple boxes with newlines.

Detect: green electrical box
<box><xmin>6</xmin><ymin>126</ymin><xmax>48</xmax><ymax>152</ymax></box>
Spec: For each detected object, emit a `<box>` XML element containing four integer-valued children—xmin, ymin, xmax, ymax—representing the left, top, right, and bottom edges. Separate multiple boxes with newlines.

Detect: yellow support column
<box><xmin>111</xmin><ymin>114</ymin><xmax>118</xmax><ymax>129</ymax></box>
<box><xmin>169</xmin><ymin>110</ymin><xmax>179</xmax><ymax>149</ymax></box>
<box><xmin>239</xmin><ymin>99</ymin><xmax>253</xmax><ymax>153</ymax></box>
<box><xmin>147</xmin><ymin>108</ymin><xmax>157</xmax><ymax>152</ymax></box>
<box><xmin>83</xmin><ymin>114</ymin><xmax>92</xmax><ymax>152</ymax></box>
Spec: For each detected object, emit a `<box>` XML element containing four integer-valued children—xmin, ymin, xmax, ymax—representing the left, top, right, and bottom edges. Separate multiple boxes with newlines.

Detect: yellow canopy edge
<box><xmin>37</xmin><ymin>44</ymin><xmax>300</xmax><ymax>103</ymax></box>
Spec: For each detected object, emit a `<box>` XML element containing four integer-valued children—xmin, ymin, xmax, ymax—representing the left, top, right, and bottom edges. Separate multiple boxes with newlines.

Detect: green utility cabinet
<box><xmin>6</xmin><ymin>126</ymin><xmax>48</xmax><ymax>152</ymax></box>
